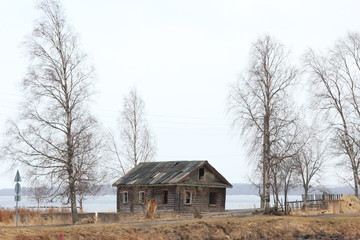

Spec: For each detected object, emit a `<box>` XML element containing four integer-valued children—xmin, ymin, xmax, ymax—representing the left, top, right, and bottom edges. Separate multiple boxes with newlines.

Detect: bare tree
<box><xmin>3</xmin><ymin>0</ymin><xmax>103</xmax><ymax>223</ymax></box>
<box><xmin>280</xmin><ymin>157</ymin><xmax>299</xmax><ymax>214</ymax></box>
<box><xmin>304</xmin><ymin>32</ymin><xmax>360</xmax><ymax>197</ymax></box>
<box><xmin>27</xmin><ymin>181</ymin><xmax>51</xmax><ymax>208</ymax></box>
<box><xmin>270</xmin><ymin>164</ymin><xmax>282</xmax><ymax>210</ymax></box>
<box><xmin>73</xmin><ymin>143</ymin><xmax>106</xmax><ymax>212</ymax></box>
<box><xmin>107</xmin><ymin>132</ymin><xmax>127</xmax><ymax>176</ymax></box>
<box><xmin>270</xmin><ymin>121</ymin><xmax>302</xmax><ymax>213</ymax></box>
<box><xmin>269</xmin><ymin>155</ymin><xmax>298</xmax><ymax>214</ymax></box>
<box><xmin>295</xmin><ymin>126</ymin><xmax>327</xmax><ymax>206</ymax></box>
<box><xmin>228</xmin><ymin>35</ymin><xmax>298</xmax><ymax>213</ymax></box>
<box><xmin>112</xmin><ymin>88</ymin><xmax>156</xmax><ymax>173</ymax></box>
<box><xmin>248</xmin><ymin>166</ymin><xmax>263</xmax><ymax>199</ymax></box>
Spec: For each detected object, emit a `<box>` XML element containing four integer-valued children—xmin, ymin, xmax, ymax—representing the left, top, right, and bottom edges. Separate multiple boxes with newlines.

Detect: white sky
<box><xmin>0</xmin><ymin>0</ymin><xmax>359</xmax><ymax>189</ymax></box>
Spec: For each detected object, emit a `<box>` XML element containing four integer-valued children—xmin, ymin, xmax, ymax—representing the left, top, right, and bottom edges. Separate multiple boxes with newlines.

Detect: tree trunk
<box><xmin>345</xmin><ymin>136</ymin><xmax>359</xmax><ymax>197</ymax></box>
<box><xmin>261</xmin><ymin>163</ymin><xmax>266</xmax><ymax>208</ymax></box>
<box><xmin>67</xmin><ymin>120</ymin><xmax>78</xmax><ymax>223</ymax></box>
<box><xmin>69</xmin><ymin>178</ymin><xmax>78</xmax><ymax>223</ymax></box>
<box><xmin>284</xmin><ymin>189</ymin><xmax>288</xmax><ymax>214</ymax></box>
<box><xmin>261</xmin><ymin>167</ymin><xmax>265</xmax><ymax>209</ymax></box>
<box><xmin>272</xmin><ymin>172</ymin><xmax>279</xmax><ymax>209</ymax></box>
<box><xmin>262</xmin><ymin>164</ymin><xmax>271</xmax><ymax>212</ymax></box>
<box><xmin>340</xmin><ymin>111</ymin><xmax>359</xmax><ymax>197</ymax></box>
<box><xmin>353</xmin><ymin>170</ymin><xmax>359</xmax><ymax>197</ymax></box>
<box><xmin>263</xmin><ymin>109</ymin><xmax>271</xmax><ymax>213</ymax></box>
<box><xmin>304</xmin><ymin>185</ymin><xmax>308</xmax><ymax>207</ymax></box>
<box><xmin>79</xmin><ymin>195</ymin><xmax>83</xmax><ymax>213</ymax></box>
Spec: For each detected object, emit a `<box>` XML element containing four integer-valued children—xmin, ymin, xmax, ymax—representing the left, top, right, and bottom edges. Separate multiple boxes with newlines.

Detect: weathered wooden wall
<box><xmin>186</xmin><ymin>166</ymin><xmax>224</xmax><ymax>185</ymax></box>
<box><xmin>116</xmin><ymin>185</ymin><xmax>226</xmax><ymax>214</ymax></box>
<box><xmin>177</xmin><ymin>186</ymin><xmax>225</xmax><ymax>213</ymax></box>
<box><xmin>151</xmin><ymin>186</ymin><xmax>177</xmax><ymax>211</ymax></box>
<box><xmin>117</xmin><ymin>186</ymin><xmax>177</xmax><ymax>213</ymax></box>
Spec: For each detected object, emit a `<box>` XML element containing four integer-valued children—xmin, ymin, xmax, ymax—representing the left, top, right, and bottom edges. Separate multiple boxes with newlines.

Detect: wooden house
<box><xmin>112</xmin><ymin>161</ymin><xmax>232</xmax><ymax>214</ymax></box>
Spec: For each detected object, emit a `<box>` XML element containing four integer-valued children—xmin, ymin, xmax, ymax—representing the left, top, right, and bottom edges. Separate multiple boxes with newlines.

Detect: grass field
<box><xmin>1</xmin><ymin>215</ymin><xmax>360</xmax><ymax>240</ymax></box>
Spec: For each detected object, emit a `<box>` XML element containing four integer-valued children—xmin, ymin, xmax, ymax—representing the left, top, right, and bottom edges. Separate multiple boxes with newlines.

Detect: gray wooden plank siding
<box><xmin>187</xmin><ymin>167</ymin><xmax>223</xmax><ymax>184</ymax></box>
<box><xmin>117</xmin><ymin>186</ymin><xmax>178</xmax><ymax>213</ymax></box>
<box><xmin>178</xmin><ymin>187</ymin><xmax>225</xmax><ymax>212</ymax></box>
<box><xmin>151</xmin><ymin>186</ymin><xmax>176</xmax><ymax>211</ymax></box>
<box><xmin>117</xmin><ymin>186</ymin><xmax>225</xmax><ymax>213</ymax></box>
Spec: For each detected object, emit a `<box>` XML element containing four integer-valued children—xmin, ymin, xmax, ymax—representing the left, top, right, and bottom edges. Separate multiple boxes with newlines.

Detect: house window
<box><xmin>139</xmin><ymin>191</ymin><xmax>145</xmax><ymax>204</ymax></box>
<box><xmin>184</xmin><ymin>191</ymin><xmax>192</xmax><ymax>205</ymax></box>
<box><xmin>163</xmin><ymin>190</ymin><xmax>168</xmax><ymax>204</ymax></box>
<box><xmin>209</xmin><ymin>192</ymin><xmax>217</xmax><ymax>205</ymax></box>
<box><xmin>199</xmin><ymin>168</ymin><xmax>205</xmax><ymax>180</ymax></box>
<box><xmin>123</xmin><ymin>191</ymin><xmax>128</xmax><ymax>204</ymax></box>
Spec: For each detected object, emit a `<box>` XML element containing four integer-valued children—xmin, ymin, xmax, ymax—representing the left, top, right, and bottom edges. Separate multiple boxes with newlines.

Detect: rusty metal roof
<box><xmin>112</xmin><ymin>160</ymin><xmax>232</xmax><ymax>187</ymax></box>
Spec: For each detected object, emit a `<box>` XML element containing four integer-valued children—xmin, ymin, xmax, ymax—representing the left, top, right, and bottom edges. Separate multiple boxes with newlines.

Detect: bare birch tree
<box><xmin>280</xmin><ymin>157</ymin><xmax>299</xmax><ymax>214</ymax></box>
<box><xmin>73</xmin><ymin>141</ymin><xmax>106</xmax><ymax>212</ymax></box>
<box><xmin>270</xmin><ymin>165</ymin><xmax>282</xmax><ymax>210</ymax></box>
<box><xmin>111</xmin><ymin>87</ymin><xmax>156</xmax><ymax>174</ymax></box>
<box><xmin>295</xmin><ymin>126</ymin><xmax>327</xmax><ymax>205</ymax></box>
<box><xmin>3</xmin><ymin>0</ymin><xmax>103</xmax><ymax>223</ymax></box>
<box><xmin>270</xmin><ymin>121</ymin><xmax>302</xmax><ymax>213</ymax></box>
<box><xmin>228</xmin><ymin>35</ymin><xmax>297</xmax><ymax>213</ymax></box>
<box><xmin>107</xmin><ymin>132</ymin><xmax>127</xmax><ymax>176</ymax></box>
<box><xmin>304</xmin><ymin>32</ymin><xmax>360</xmax><ymax>196</ymax></box>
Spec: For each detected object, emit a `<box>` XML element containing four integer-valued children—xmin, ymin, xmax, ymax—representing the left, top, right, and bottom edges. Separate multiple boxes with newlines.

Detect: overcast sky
<box><xmin>0</xmin><ymin>0</ymin><xmax>359</xmax><ymax>189</ymax></box>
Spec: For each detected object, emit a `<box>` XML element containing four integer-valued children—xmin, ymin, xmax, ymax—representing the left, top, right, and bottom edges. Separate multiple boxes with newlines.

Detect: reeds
<box><xmin>0</xmin><ymin>207</ymin><xmax>70</xmax><ymax>224</ymax></box>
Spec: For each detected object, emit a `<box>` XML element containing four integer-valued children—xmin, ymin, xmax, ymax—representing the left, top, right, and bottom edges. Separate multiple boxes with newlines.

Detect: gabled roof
<box><xmin>112</xmin><ymin>160</ymin><xmax>232</xmax><ymax>188</ymax></box>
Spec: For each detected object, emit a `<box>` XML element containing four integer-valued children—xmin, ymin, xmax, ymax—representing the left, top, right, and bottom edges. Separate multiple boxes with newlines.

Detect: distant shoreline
<box><xmin>0</xmin><ymin>183</ymin><xmax>356</xmax><ymax>196</ymax></box>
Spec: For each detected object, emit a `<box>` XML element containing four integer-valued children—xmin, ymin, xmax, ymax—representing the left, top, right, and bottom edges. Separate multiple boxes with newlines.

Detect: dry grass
<box><xmin>1</xmin><ymin>215</ymin><xmax>360</xmax><ymax>240</ymax></box>
<box><xmin>0</xmin><ymin>208</ymin><xmax>70</xmax><ymax>225</ymax></box>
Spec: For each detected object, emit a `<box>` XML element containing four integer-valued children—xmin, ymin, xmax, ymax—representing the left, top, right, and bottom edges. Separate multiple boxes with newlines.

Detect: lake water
<box><xmin>0</xmin><ymin>194</ymin><xmax>303</xmax><ymax>212</ymax></box>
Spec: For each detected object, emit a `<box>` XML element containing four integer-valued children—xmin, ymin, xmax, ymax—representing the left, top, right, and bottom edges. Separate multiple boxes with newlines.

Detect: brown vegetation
<box><xmin>146</xmin><ymin>198</ymin><xmax>157</xmax><ymax>219</ymax></box>
<box><xmin>0</xmin><ymin>208</ymin><xmax>70</xmax><ymax>225</ymax></box>
<box><xmin>340</xmin><ymin>195</ymin><xmax>360</xmax><ymax>214</ymax></box>
<box><xmin>1</xmin><ymin>216</ymin><xmax>360</xmax><ymax>240</ymax></box>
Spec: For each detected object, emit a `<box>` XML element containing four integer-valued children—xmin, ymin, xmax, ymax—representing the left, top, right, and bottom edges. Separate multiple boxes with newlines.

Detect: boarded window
<box><xmin>199</xmin><ymin>168</ymin><xmax>205</xmax><ymax>180</ymax></box>
<box><xmin>139</xmin><ymin>191</ymin><xmax>145</xmax><ymax>204</ymax></box>
<box><xmin>184</xmin><ymin>191</ymin><xmax>192</xmax><ymax>205</ymax></box>
<box><xmin>163</xmin><ymin>190</ymin><xmax>168</xmax><ymax>204</ymax></box>
<box><xmin>209</xmin><ymin>192</ymin><xmax>217</xmax><ymax>205</ymax></box>
<box><xmin>123</xmin><ymin>191</ymin><xmax>128</xmax><ymax>203</ymax></box>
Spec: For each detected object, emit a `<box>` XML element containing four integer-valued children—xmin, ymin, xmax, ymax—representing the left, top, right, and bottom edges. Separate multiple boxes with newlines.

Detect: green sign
<box><xmin>15</xmin><ymin>182</ymin><xmax>21</xmax><ymax>195</ymax></box>
<box><xmin>14</xmin><ymin>170</ymin><xmax>21</xmax><ymax>182</ymax></box>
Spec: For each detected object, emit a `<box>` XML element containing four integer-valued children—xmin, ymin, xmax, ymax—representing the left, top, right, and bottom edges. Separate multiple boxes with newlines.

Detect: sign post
<box><xmin>14</xmin><ymin>170</ymin><xmax>21</xmax><ymax>227</ymax></box>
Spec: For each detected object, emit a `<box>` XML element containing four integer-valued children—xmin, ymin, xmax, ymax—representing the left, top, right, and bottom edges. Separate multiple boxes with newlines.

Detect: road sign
<box><xmin>14</xmin><ymin>170</ymin><xmax>21</xmax><ymax>227</ymax></box>
<box><xmin>14</xmin><ymin>170</ymin><xmax>21</xmax><ymax>182</ymax></box>
<box><xmin>15</xmin><ymin>182</ymin><xmax>21</xmax><ymax>195</ymax></box>
<box><xmin>14</xmin><ymin>171</ymin><xmax>21</xmax><ymax>200</ymax></box>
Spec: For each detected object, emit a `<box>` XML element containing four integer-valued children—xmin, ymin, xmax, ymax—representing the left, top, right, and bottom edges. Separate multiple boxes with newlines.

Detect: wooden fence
<box><xmin>287</xmin><ymin>193</ymin><xmax>343</xmax><ymax>211</ymax></box>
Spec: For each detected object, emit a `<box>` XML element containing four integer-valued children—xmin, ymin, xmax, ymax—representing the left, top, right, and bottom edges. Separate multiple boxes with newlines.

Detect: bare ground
<box><xmin>2</xmin><ymin>215</ymin><xmax>360</xmax><ymax>240</ymax></box>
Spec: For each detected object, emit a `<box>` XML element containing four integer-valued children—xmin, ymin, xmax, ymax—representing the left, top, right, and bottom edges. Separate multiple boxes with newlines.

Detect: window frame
<box><xmin>184</xmin><ymin>191</ymin><xmax>192</xmax><ymax>205</ymax></box>
<box><xmin>139</xmin><ymin>191</ymin><xmax>145</xmax><ymax>204</ymax></box>
<box><xmin>199</xmin><ymin>168</ymin><xmax>205</xmax><ymax>180</ymax></box>
<box><xmin>209</xmin><ymin>192</ymin><xmax>217</xmax><ymax>206</ymax></box>
<box><xmin>163</xmin><ymin>190</ymin><xmax>168</xmax><ymax>204</ymax></box>
<box><xmin>122</xmin><ymin>191</ymin><xmax>128</xmax><ymax>204</ymax></box>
